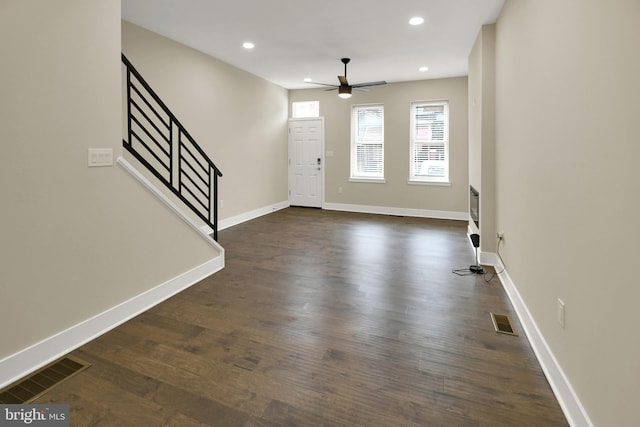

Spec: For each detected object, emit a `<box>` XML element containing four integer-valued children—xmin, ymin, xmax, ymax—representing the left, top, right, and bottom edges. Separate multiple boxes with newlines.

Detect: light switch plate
<box><xmin>88</xmin><ymin>148</ymin><xmax>113</xmax><ymax>167</ymax></box>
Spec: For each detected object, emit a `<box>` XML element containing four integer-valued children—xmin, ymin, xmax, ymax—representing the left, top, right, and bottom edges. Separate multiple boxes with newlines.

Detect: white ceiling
<box><xmin>121</xmin><ymin>0</ymin><xmax>505</xmax><ymax>90</ymax></box>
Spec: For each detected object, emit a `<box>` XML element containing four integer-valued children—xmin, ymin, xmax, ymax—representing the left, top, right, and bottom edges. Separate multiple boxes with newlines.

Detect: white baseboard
<box><xmin>486</xmin><ymin>254</ymin><xmax>593</xmax><ymax>427</ymax></box>
<box><xmin>218</xmin><ymin>202</ymin><xmax>465</xmax><ymax>231</ymax></box>
<box><xmin>219</xmin><ymin>200</ymin><xmax>290</xmax><ymax>230</ymax></box>
<box><xmin>323</xmin><ymin>202</ymin><xmax>468</xmax><ymax>221</ymax></box>
<box><xmin>0</xmin><ymin>255</ymin><xmax>223</xmax><ymax>390</ymax></box>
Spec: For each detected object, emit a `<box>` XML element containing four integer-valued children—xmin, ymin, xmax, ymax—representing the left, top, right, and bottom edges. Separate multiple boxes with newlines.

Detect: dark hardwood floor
<box><xmin>36</xmin><ymin>207</ymin><xmax>568</xmax><ymax>426</ymax></box>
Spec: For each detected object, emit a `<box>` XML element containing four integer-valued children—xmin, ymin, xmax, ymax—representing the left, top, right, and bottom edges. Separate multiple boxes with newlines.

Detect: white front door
<box><xmin>288</xmin><ymin>118</ymin><xmax>323</xmax><ymax>208</ymax></box>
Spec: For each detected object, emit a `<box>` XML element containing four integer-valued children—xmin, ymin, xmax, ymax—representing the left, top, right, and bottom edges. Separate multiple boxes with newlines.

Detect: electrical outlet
<box><xmin>497</xmin><ymin>231</ymin><xmax>504</xmax><ymax>240</ymax></box>
<box><xmin>557</xmin><ymin>298</ymin><xmax>565</xmax><ymax>328</ymax></box>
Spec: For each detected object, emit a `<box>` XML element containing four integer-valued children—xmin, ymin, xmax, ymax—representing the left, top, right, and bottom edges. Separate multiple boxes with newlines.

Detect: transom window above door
<box><xmin>292</xmin><ymin>101</ymin><xmax>319</xmax><ymax>118</ymax></box>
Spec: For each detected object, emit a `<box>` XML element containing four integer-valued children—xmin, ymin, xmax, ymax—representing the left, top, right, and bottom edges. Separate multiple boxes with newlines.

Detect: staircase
<box><xmin>121</xmin><ymin>54</ymin><xmax>223</xmax><ymax>240</ymax></box>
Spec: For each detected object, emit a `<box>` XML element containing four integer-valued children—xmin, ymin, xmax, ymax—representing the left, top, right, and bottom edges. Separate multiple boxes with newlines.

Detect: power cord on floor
<box><xmin>451</xmin><ymin>267</ymin><xmax>477</xmax><ymax>276</ymax></box>
<box><xmin>451</xmin><ymin>234</ymin><xmax>507</xmax><ymax>280</ymax></box>
<box><xmin>482</xmin><ymin>236</ymin><xmax>506</xmax><ymax>282</ymax></box>
<box><xmin>452</xmin><ymin>236</ymin><xmax>484</xmax><ymax>276</ymax></box>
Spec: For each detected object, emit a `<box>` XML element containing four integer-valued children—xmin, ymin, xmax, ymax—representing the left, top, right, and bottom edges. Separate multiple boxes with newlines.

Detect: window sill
<box><xmin>407</xmin><ymin>179</ymin><xmax>451</xmax><ymax>187</ymax></box>
<box><xmin>349</xmin><ymin>177</ymin><xmax>386</xmax><ymax>184</ymax></box>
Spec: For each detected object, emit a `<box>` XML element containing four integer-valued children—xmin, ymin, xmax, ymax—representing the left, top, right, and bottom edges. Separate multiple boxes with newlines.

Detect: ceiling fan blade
<box><xmin>313</xmin><ymin>58</ymin><xmax>385</xmax><ymax>97</ymax></box>
<box><xmin>307</xmin><ymin>81</ymin><xmax>339</xmax><ymax>88</ymax></box>
<box><xmin>324</xmin><ymin>87</ymin><xmax>338</xmax><ymax>91</ymax></box>
<box><xmin>352</xmin><ymin>81</ymin><xmax>387</xmax><ymax>88</ymax></box>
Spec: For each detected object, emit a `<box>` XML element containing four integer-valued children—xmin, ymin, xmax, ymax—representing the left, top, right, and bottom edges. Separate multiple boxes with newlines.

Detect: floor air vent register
<box><xmin>0</xmin><ymin>356</ymin><xmax>91</xmax><ymax>404</ymax></box>
<box><xmin>490</xmin><ymin>312</ymin><xmax>518</xmax><ymax>336</ymax></box>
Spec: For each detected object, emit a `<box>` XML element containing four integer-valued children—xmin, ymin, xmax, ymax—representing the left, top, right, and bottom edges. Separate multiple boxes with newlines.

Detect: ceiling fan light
<box><xmin>338</xmin><ymin>85</ymin><xmax>352</xmax><ymax>98</ymax></box>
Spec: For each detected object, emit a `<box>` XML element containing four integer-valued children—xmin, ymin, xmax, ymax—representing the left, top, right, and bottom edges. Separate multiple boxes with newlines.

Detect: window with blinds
<box><xmin>351</xmin><ymin>104</ymin><xmax>384</xmax><ymax>179</ymax></box>
<box><xmin>410</xmin><ymin>101</ymin><xmax>449</xmax><ymax>183</ymax></box>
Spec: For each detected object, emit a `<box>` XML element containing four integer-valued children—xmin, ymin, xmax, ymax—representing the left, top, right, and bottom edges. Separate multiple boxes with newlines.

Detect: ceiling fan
<box><xmin>308</xmin><ymin>58</ymin><xmax>387</xmax><ymax>98</ymax></box>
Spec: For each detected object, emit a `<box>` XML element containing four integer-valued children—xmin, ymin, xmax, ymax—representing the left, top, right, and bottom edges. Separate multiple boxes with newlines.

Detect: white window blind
<box><xmin>410</xmin><ymin>101</ymin><xmax>449</xmax><ymax>182</ymax></box>
<box><xmin>351</xmin><ymin>104</ymin><xmax>384</xmax><ymax>179</ymax></box>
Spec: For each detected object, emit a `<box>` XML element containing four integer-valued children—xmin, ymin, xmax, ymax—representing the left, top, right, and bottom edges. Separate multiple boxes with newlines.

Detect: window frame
<box><xmin>350</xmin><ymin>103</ymin><xmax>385</xmax><ymax>182</ymax></box>
<box><xmin>291</xmin><ymin>100</ymin><xmax>319</xmax><ymax>118</ymax></box>
<box><xmin>408</xmin><ymin>100</ymin><xmax>450</xmax><ymax>184</ymax></box>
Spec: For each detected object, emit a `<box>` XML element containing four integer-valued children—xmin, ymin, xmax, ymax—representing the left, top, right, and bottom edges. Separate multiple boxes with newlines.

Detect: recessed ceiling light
<box><xmin>409</xmin><ymin>16</ymin><xmax>424</xmax><ymax>26</ymax></box>
<box><xmin>242</xmin><ymin>42</ymin><xmax>255</xmax><ymax>49</ymax></box>
<box><xmin>303</xmin><ymin>77</ymin><xmax>312</xmax><ymax>82</ymax></box>
<box><xmin>419</xmin><ymin>66</ymin><xmax>429</xmax><ymax>72</ymax></box>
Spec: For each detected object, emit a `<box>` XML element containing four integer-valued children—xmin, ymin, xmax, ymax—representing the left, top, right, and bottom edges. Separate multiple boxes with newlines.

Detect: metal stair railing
<box><xmin>122</xmin><ymin>54</ymin><xmax>223</xmax><ymax>240</ymax></box>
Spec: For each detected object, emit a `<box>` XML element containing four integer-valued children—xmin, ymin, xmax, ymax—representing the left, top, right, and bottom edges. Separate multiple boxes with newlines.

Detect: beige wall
<box><xmin>494</xmin><ymin>1</ymin><xmax>640</xmax><ymax>425</ymax></box>
<box><xmin>0</xmin><ymin>1</ymin><xmax>218</xmax><ymax>363</ymax></box>
<box><xmin>289</xmin><ymin>78</ymin><xmax>468</xmax><ymax>215</ymax></box>
<box><xmin>468</xmin><ymin>25</ymin><xmax>497</xmax><ymax>251</ymax></box>
<box><xmin>122</xmin><ymin>22</ymin><xmax>289</xmax><ymax>220</ymax></box>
